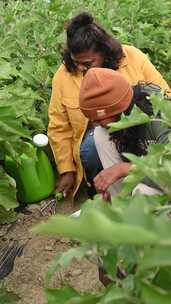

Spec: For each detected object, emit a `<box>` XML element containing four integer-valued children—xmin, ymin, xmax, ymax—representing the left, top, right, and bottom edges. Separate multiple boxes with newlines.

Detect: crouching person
<box><xmin>79</xmin><ymin>67</ymin><xmax>171</xmax><ymax>286</ymax></box>
<box><xmin>79</xmin><ymin>67</ymin><xmax>170</xmax><ymax>201</ymax></box>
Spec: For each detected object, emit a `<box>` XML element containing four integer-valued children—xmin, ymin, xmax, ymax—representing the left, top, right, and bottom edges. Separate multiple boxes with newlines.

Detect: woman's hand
<box><xmin>56</xmin><ymin>172</ymin><xmax>75</xmax><ymax>196</ymax></box>
<box><xmin>94</xmin><ymin>162</ymin><xmax>130</xmax><ymax>194</ymax></box>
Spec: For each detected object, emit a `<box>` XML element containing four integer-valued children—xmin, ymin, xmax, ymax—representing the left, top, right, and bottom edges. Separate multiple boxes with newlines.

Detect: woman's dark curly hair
<box><xmin>62</xmin><ymin>12</ymin><xmax>124</xmax><ymax>72</ymax></box>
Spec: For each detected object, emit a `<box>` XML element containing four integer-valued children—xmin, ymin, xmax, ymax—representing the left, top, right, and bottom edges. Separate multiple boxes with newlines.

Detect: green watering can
<box><xmin>4</xmin><ymin>134</ymin><xmax>55</xmax><ymax>204</ymax></box>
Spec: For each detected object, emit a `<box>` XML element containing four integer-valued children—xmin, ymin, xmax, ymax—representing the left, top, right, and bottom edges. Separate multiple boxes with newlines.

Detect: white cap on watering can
<box><xmin>32</xmin><ymin>134</ymin><xmax>48</xmax><ymax>147</ymax></box>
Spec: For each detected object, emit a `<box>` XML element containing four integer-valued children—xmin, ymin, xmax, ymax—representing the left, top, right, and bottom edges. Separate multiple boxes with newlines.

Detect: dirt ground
<box><xmin>0</xmin><ymin>191</ymin><xmax>103</xmax><ymax>304</ymax></box>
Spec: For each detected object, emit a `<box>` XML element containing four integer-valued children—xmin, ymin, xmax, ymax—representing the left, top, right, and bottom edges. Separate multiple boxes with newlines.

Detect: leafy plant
<box><xmin>0</xmin><ymin>166</ymin><xmax>18</xmax><ymax>223</ymax></box>
<box><xmin>33</xmin><ymin>94</ymin><xmax>171</xmax><ymax>303</ymax></box>
<box><xmin>0</xmin><ymin>285</ymin><xmax>20</xmax><ymax>304</ymax></box>
<box><xmin>0</xmin><ymin>0</ymin><xmax>170</xmax><ymax>298</ymax></box>
<box><xmin>0</xmin><ymin>0</ymin><xmax>170</xmax><ymax>218</ymax></box>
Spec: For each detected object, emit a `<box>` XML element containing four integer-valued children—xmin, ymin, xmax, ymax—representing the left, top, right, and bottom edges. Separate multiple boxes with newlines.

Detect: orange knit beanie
<box><xmin>79</xmin><ymin>68</ymin><xmax>133</xmax><ymax>121</ymax></box>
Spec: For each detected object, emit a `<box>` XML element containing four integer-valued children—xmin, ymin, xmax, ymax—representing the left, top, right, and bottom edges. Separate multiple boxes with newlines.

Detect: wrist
<box><xmin>119</xmin><ymin>162</ymin><xmax>131</xmax><ymax>178</ymax></box>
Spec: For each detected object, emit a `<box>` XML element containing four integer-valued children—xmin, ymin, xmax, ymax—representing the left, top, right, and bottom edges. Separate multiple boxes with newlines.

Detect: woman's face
<box><xmin>71</xmin><ymin>50</ymin><xmax>104</xmax><ymax>74</ymax></box>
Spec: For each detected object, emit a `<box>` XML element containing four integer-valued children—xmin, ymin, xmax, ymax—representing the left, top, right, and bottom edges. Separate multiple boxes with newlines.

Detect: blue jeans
<box><xmin>80</xmin><ymin>128</ymin><xmax>103</xmax><ymax>183</ymax></box>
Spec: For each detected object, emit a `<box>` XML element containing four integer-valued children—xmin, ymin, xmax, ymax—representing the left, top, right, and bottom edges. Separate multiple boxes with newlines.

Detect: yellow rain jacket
<box><xmin>48</xmin><ymin>45</ymin><xmax>170</xmax><ymax>196</ymax></box>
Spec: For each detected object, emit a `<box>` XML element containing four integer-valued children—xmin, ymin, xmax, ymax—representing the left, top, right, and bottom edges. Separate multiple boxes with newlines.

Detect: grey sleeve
<box><xmin>147</xmin><ymin>120</ymin><xmax>171</xmax><ymax>144</ymax></box>
<box><xmin>156</xmin><ymin>128</ymin><xmax>171</xmax><ymax>144</ymax></box>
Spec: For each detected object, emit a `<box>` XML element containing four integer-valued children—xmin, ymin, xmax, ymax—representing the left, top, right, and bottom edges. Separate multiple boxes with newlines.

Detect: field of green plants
<box><xmin>0</xmin><ymin>0</ymin><xmax>171</xmax><ymax>303</ymax></box>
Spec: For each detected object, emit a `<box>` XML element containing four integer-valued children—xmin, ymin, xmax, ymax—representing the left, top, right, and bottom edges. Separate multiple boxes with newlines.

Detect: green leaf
<box><xmin>123</xmin><ymin>153</ymin><xmax>171</xmax><ymax>196</ymax></box>
<box><xmin>100</xmin><ymin>284</ymin><xmax>131</xmax><ymax>304</ymax></box>
<box><xmin>0</xmin><ymin>287</ymin><xmax>20</xmax><ymax>304</ymax></box>
<box><xmin>151</xmin><ymin>95</ymin><xmax>171</xmax><ymax>127</ymax></box>
<box><xmin>122</xmin><ymin>275</ymin><xmax>135</xmax><ymax>293</ymax></box>
<box><xmin>45</xmin><ymin>246</ymin><xmax>91</xmax><ymax>285</ymax></box>
<box><xmin>140</xmin><ymin>247</ymin><xmax>171</xmax><ymax>271</ymax></box>
<box><xmin>118</xmin><ymin>245</ymin><xmax>139</xmax><ymax>274</ymax></box>
<box><xmin>121</xmin><ymin>164</ymin><xmax>145</xmax><ymax>196</ymax></box>
<box><xmin>46</xmin><ymin>286</ymin><xmax>100</xmax><ymax>304</ymax></box>
<box><xmin>153</xmin><ymin>267</ymin><xmax>171</xmax><ymax>291</ymax></box>
<box><xmin>0</xmin><ymin>106</ymin><xmax>17</xmax><ymax>118</ymax></box>
<box><xmin>141</xmin><ymin>282</ymin><xmax>171</xmax><ymax>304</ymax></box>
<box><xmin>101</xmin><ymin>247</ymin><xmax>117</xmax><ymax>278</ymax></box>
<box><xmin>0</xmin><ymin>206</ymin><xmax>17</xmax><ymax>224</ymax></box>
<box><xmin>0</xmin><ymin>113</ymin><xmax>31</xmax><ymax>140</ymax></box>
<box><xmin>122</xmin><ymin>196</ymin><xmax>155</xmax><ymax>228</ymax></box>
<box><xmin>19</xmin><ymin>60</ymin><xmax>38</xmax><ymax>86</ymax></box>
<box><xmin>148</xmin><ymin>143</ymin><xmax>166</xmax><ymax>155</ymax></box>
<box><xmin>108</xmin><ymin>106</ymin><xmax>150</xmax><ymax>133</ymax></box>
<box><xmin>0</xmin><ymin>167</ymin><xmax>18</xmax><ymax>210</ymax></box>
<box><xmin>45</xmin><ymin>286</ymin><xmax>78</xmax><ymax>304</ymax></box>
<box><xmin>66</xmin><ymin>295</ymin><xmax>100</xmax><ymax>304</ymax></box>
<box><xmin>82</xmin><ymin>195</ymin><xmax>122</xmax><ymax>222</ymax></box>
<box><xmin>33</xmin><ymin>204</ymin><xmax>159</xmax><ymax>246</ymax></box>
<box><xmin>0</xmin><ymin>59</ymin><xmax>18</xmax><ymax>80</ymax></box>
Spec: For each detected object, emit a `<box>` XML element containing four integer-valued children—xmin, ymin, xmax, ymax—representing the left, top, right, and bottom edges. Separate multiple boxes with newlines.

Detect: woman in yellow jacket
<box><xmin>48</xmin><ymin>12</ymin><xmax>170</xmax><ymax>199</ymax></box>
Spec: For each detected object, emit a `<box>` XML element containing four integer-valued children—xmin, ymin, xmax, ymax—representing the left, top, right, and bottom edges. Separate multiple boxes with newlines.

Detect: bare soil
<box><xmin>0</xmin><ymin>191</ymin><xmax>102</xmax><ymax>304</ymax></box>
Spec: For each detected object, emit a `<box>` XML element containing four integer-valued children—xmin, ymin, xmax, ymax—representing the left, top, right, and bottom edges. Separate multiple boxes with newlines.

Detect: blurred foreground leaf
<box><xmin>0</xmin><ymin>287</ymin><xmax>20</xmax><ymax>304</ymax></box>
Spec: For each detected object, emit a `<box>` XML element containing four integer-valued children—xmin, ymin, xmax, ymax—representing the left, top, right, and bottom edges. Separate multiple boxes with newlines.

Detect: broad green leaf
<box><xmin>0</xmin><ymin>59</ymin><xmax>18</xmax><ymax>80</ymax></box>
<box><xmin>123</xmin><ymin>153</ymin><xmax>171</xmax><ymax>196</ymax></box>
<box><xmin>118</xmin><ymin>198</ymin><xmax>171</xmax><ymax>243</ymax></box>
<box><xmin>66</xmin><ymin>295</ymin><xmax>100</xmax><ymax>304</ymax></box>
<box><xmin>122</xmin><ymin>275</ymin><xmax>135</xmax><ymax>293</ymax></box>
<box><xmin>2</xmin><ymin>141</ymin><xmax>18</xmax><ymax>160</ymax></box>
<box><xmin>82</xmin><ymin>195</ymin><xmax>122</xmax><ymax>222</ymax></box>
<box><xmin>0</xmin><ymin>119</ymin><xmax>31</xmax><ymax>139</ymax></box>
<box><xmin>153</xmin><ymin>267</ymin><xmax>171</xmax><ymax>291</ymax></box>
<box><xmin>0</xmin><ymin>167</ymin><xmax>18</xmax><ymax>210</ymax></box>
<box><xmin>45</xmin><ymin>286</ymin><xmax>78</xmax><ymax>304</ymax></box>
<box><xmin>0</xmin><ymin>287</ymin><xmax>20</xmax><ymax>304</ymax></box>
<box><xmin>46</xmin><ymin>286</ymin><xmax>100</xmax><ymax>304</ymax></box>
<box><xmin>141</xmin><ymin>282</ymin><xmax>171</xmax><ymax>304</ymax></box>
<box><xmin>108</xmin><ymin>106</ymin><xmax>150</xmax><ymax>133</ymax></box>
<box><xmin>33</xmin><ymin>206</ymin><xmax>159</xmax><ymax>246</ymax></box>
<box><xmin>0</xmin><ymin>206</ymin><xmax>17</xmax><ymax>224</ymax></box>
<box><xmin>19</xmin><ymin>60</ymin><xmax>38</xmax><ymax>86</ymax></box>
<box><xmin>121</xmin><ymin>164</ymin><xmax>145</xmax><ymax>196</ymax></box>
<box><xmin>101</xmin><ymin>248</ymin><xmax>117</xmax><ymax>278</ymax></box>
<box><xmin>100</xmin><ymin>284</ymin><xmax>131</xmax><ymax>304</ymax></box>
<box><xmin>148</xmin><ymin>143</ymin><xmax>167</xmax><ymax>155</ymax></box>
<box><xmin>122</xmin><ymin>196</ymin><xmax>155</xmax><ymax>228</ymax></box>
<box><xmin>151</xmin><ymin>95</ymin><xmax>171</xmax><ymax>127</ymax></box>
<box><xmin>0</xmin><ymin>82</ymin><xmax>44</xmax><ymax>134</ymax></box>
<box><xmin>0</xmin><ymin>106</ymin><xmax>17</xmax><ymax>118</ymax></box>
<box><xmin>111</xmin><ymin>195</ymin><xmax>133</xmax><ymax>209</ymax></box>
<box><xmin>45</xmin><ymin>246</ymin><xmax>91</xmax><ymax>285</ymax></box>
<box><xmin>152</xmin><ymin>214</ymin><xmax>171</xmax><ymax>243</ymax></box>
<box><xmin>140</xmin><ymin>247</ymin><xmax>171</xmax><ymax>271</ymax></box>
<box><xmin>118</xmin><ymin>245</ymin><xmax>139</xmax><ymax>274</ymax></box>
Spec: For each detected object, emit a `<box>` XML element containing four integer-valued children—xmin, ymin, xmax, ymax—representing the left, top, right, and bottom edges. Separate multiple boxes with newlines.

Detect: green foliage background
<box><xmin>0</xmin><ymin>0</ymin><xmax>171</xmax><ymax>302</ymax></box>
<box><xmin>0</xmin><ymin>0</ymin><xmax>170</xmax><ymax>211</ymax></box>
